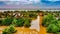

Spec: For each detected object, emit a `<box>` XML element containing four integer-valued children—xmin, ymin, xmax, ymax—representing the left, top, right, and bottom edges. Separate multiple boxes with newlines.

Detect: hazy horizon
<box><xmin>0</xmin><ymin>0</ymin><xmax>60</xmax><ymax>10</ymax></box>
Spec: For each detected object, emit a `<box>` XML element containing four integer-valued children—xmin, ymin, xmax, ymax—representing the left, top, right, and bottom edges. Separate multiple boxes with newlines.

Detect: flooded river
<box><xmin>0</xmin><ymin>15</ymin><xmax>47</xmax><ymax>34</ymax></box>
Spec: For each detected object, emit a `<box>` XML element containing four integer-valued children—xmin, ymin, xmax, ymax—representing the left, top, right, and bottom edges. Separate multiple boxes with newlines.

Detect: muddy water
<box><xmin>39</xmin><ymin>15</ymin><xmax>47</xmax><ymax>34</ymax></box>
<box><xmin>39</xmin><ymin>14</ymin><xmax>47</xmax><ymax>34</ymax></box>
<box><xmin>0</xmin><ymin>15</ymin><xmax>47</xmax><ymax>34</ymax></box>
<box><xmin>30</xmin><ymin>16</ymin><xmax>40</xmax><ymax>32</ymax></box>
<box><xmin>0</xmin><ymin>26</ymin><xmax>39</xmax><ymax>34</ymax></box>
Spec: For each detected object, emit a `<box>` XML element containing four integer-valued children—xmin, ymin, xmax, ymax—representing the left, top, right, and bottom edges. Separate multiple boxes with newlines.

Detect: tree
<box><xmin>24</xmin><ymin>18</ymin><xmax>31</xmax><ymax>27</ymax></box>
<box><xmin>2</xmin><ymin>25</ymin><xmax>17</xmax><ymax>34</ymax></box>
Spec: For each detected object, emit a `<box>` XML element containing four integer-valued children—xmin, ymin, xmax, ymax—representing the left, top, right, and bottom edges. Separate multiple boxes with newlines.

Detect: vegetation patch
<box><xmin>42</xmin><ymin>13</ymin><xmax>60</xmax><ymax>34</ymax></box>
<box><xmin>2</xmin><ymin>25</ymin><xmax>17</xmax><ymax>34</ymax></box>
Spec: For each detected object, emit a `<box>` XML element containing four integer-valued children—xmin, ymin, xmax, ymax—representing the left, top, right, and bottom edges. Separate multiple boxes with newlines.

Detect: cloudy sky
<box><xmin>0</xmin><ymin>0</ymin><xmax>60</xmax><ymax>10</ymax></box>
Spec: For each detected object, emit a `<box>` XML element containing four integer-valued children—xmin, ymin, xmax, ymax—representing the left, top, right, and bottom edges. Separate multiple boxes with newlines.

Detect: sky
<box><xmin>0</xmin><ymin>0</ymin><xmax>60</xmax><ymax>10</ymax></box>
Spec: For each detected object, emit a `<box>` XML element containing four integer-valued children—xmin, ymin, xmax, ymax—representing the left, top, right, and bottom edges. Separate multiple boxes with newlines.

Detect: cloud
<box><xmin>0</xmin><ymin>0</ymin><xmax>20</xmax><ymax>1</ymax></box>
<box><xmin>29</xmin><ymin>0</ymin><xmax>40</xmax><ymax>3</ymax></box>
<box><xmin>46</xmin><ymin>0</ymin><xmax>60</xmax><ymax>2</ymax></box>
<box><xmin>3</xmin><ymin>0</ymin><xmax>40</xmax><ymax>5</ymax></box>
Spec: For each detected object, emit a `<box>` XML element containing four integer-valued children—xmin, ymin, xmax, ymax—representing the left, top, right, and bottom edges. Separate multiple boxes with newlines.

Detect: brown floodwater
<box><xmin>39</xmin><ymin>15</ymin><xmax>47</xmax><ymax>34</ymax></box>
<box><xmin>0</xmin><ymin>14</ymin><xmax>47</xmax><ymax>34</ymax></box>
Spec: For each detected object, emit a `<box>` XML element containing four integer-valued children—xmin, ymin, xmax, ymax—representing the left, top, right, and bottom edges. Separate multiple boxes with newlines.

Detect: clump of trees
<box><xmin>0</xmin><ymin>11</ymin><xmax>38</xmax><ymax>27</ymax></box>
<box><xmin>0</xmin><ymin>17</ymin><xmax>31</xmax><ymax>27</ymax></box>
<box><xmin>24</xmin><ymin>18</ymin><xmax>31</xmax><ymax>27</ymax></box>
<box><xmin>2</xmin><ymin>17</ymin><xmax>13</xmax><ymax>26</ymax></box>
<box><xmin>13</xmin><ymin>18</ymin><xmax>24</xmax><ymax>27</ymax></box>
<box><xmin>42</xmin><ymin>13</ymin><xmax>60</xmax><ymax>34</ymax></box>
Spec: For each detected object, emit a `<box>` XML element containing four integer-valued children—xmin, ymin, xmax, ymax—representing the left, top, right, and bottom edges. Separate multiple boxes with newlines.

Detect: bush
<box><xmin>29</xmin><ymin>13</ymin><xmax>37</xmax><ymax>18</ymax></box>
<box><xmin>0</xmin><ymin>19</ymin><xmax>2</xmax><ymax>26</ymax></box>
<box><xmin>47</xmin><ymin>24</ymin><xmax>59</xmax><ymax>33</ymax></box>
<box><xmin>2</xmin><ymin>25</ymin><xmax>17</xmax><ymax>34</ymax></box>
<box><xmin>23</xmin><ymin>13</ymin><xmax>29</xmax><ymax>17</ymax></box>
<box><xmin>12</xmin><ymin>18</ymin><xmax>17</xmax><ymax>25</ymax></box>
<box><xmin>42</xmin><ymin>14</ymin><xmax>56</xmax><ymax>27</ymax></box>
<box><xmin>54</xmin><ymin>32</ymin><xmax>60</xmax><ymax>34</ymax></box>
<box><xmin>24</xmin><ymin>18</ymin><xmax>31</xmax><ymax>27</ymax></box>
<box><xmin>42</xmin><ymin>13</ymin><xmax>60</xmax><ymax>33</ymax></box>
<box><xmin>12</xmin><ymin>17</ymin><xmax>31</xmax><ymax>27</ymax></box>
<box><xmin>8</xmin><ymin>25</ymin><xmax>17</xmax><ymax>33</ymax></box>
<box><xmin>2</xmin><ymin>17</ymin><xmax>13</xmax><ymax>26</ymax></box>
<box><xmin>57</xmin><ymin>21</ymin><xmax>60</xmax><ymax>28</ymax></box>
<box><xmin>15</xmin><ymin>18</ymin><xmax>24</xmax><ymax>27</ymax></box>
